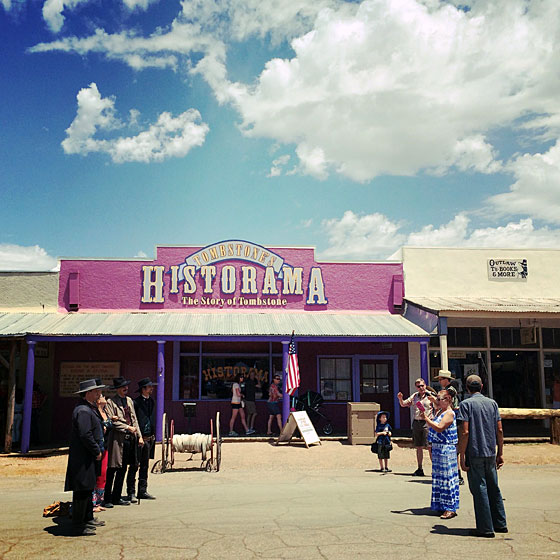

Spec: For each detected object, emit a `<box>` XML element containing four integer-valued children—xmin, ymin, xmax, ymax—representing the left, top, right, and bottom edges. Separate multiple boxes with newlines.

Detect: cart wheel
<box><xmin>170</xmin><ymin>419</ymin><xmax>175</xmax><ymax>467</ymax></box>
<box><xmin>322</xmin><ymin>423</ymin><xmax>333</xmax><ymax>436</ymax></box>
<box><xmin>216</xmin><ymin>411</ymin><xmax>221</xmax><ymax>472</ymax></box>
<box><xmin>151</xmin><ymin>459</ymin><xmax>163</xmax><ymax>474</ymax></box>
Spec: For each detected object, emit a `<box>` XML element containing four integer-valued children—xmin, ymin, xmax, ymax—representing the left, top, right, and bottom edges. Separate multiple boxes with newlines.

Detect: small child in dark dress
<box><xmin>375</xmin><ymin>411</ymin><xmax>392</xmax><ymax>472</ymax></box>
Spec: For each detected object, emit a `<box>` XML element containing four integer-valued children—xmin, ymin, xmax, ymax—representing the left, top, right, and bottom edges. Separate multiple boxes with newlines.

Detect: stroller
<box><xmin>291</xmin><ymin>391</ymin><xmax>333</xmax><ymax>435</ymax></box>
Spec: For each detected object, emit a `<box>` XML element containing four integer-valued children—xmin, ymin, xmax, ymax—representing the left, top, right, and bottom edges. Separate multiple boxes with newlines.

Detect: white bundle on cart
<box><xmin>172</xmin><ymin>433</ymin><xmax>212</xmax><ymax>460</ymax></box>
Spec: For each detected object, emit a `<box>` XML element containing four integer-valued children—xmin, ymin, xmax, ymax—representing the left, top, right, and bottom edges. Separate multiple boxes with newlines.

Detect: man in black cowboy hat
<box><xmin>64</xmin><ymin>378</ymin><xmax>107</xmax><ymax>536</ymax></box>
<box><xmin>104</xmin><ymin>377</ymin><xmax>143</xmax><ymax>507</ymax></box>
<box><xmin>126</xmin><ymin>377</ymin><xmax>158</xmax><ymax>501</ymax></box>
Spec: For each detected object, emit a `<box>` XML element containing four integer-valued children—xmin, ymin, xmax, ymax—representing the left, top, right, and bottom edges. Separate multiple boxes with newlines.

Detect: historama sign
<box><xmin>58</xmin><ymin>240</ymin><xmax>405</xmax><ymax>313</ymax></box>
<box><xmin>141</xmin><ymin>240</ymin><xmax>328</xmax><ymax>308</ymax></box>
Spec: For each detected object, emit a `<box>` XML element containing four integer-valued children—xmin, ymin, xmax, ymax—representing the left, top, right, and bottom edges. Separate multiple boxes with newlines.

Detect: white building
<box><xmin>401</xmin><ymin>247</ymin><xmax>560</xmax><ymax>410</ymax></box>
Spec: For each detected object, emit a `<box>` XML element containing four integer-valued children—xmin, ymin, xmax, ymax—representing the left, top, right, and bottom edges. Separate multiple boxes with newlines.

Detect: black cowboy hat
<box><xmin>136</xmin><ymin>377</ymin><xmax>158</xmax><ymax>392</ymax></box>
<box><xmin>75</xmin><ymin>378</ymin><xmax>107</xmax><ymax>394</ymax></box>
<box><xmin>112</xmin><ymin>376</ymin><xmax>131</xmax><ymax>389</ymax></box>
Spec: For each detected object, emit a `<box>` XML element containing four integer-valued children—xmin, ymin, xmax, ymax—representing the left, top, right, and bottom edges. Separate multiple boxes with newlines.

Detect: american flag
<box><xmin>286</xmin><ymin>331</ymin><xmax>300</xmax><ymax>396</ymax></box>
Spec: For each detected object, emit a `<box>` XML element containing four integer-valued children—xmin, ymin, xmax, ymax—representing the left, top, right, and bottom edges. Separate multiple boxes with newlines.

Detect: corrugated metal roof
<box><xmin>0</xmin><ymin>312</ymin><xmax>429</xmax><ymax>338</ymax></box>
<box><xmin>406</xmin><ymin>297</ymin><xmax>560</xmax><ymax>313</ymax></box>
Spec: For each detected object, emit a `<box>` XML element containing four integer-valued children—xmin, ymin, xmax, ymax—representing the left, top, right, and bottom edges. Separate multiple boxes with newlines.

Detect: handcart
<box><xmin>151</xmin><ymin>411</ymin><xmax>222</xmax><ymax>473</ymax></box>
<box><xmin>291</xmin><ymin>391</ymin><xmax>333</xmax><ymax>435</ymax></box>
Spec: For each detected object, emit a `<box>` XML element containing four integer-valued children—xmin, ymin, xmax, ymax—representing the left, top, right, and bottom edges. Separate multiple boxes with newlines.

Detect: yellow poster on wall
<box><xmin>59</xmin><ymin>362</ymin><xmax>120</xmax><ymax>397</ymax></box>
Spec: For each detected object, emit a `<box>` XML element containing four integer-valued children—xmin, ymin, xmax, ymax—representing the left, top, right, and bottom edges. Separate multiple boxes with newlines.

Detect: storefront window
<box><xmin>430</xmin><ymin>351</ymin><xmax>487</xmax><ymax>400</ymax></box>
<box><xmin>360</xmin><ymin>362</ymin><xmax>389</xmax><ymax>394</ymax></box>
<box><xmin>429</xmin><ymin>351</ymin><xmax>441</xmax><ymax>382</ymax></box>
<box><xmin>448</xmin><ymin>327</ymin><xmax>486</xmax><ymax>348</ymax></box>
<box><xmin>490</xmin><ymin>327</ymin><xmax>539</xmax><ymax>348</ymax></box>
<box><xmin>200</xmin><ymin>357</ymin><xmax>270</xmax><ymax>400</ymax></box>
<box><xmin>179</xmin><ymin>356</ymin><xmax>199</xmax><ymax>400</ymax></box>
<box><xmin>178</xmin><ymin>344</ymin><xmax>284</xmax><ymax>401</ymax></box>
<box><xmin>491</xmin><ymin>351</ymin><xmax>540</xmax><ymax>408</ymax></box>
<box><xmin>543</xmin><ymin>329</ymin><xmax>560</xmax><ymax>349</ymax></box>
<box><xmin>544</xmin><ymin>353</ymin><xmax>560</xmax><ymax>408</ymax></box>
<box><xmin>319</xmin><ymin>358</ymin><xmax>352</xmax><ymax>401</ymax></box>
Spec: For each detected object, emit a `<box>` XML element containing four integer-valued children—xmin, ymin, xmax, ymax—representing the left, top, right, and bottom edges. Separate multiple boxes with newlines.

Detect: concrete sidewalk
<box><xmin>0</xmin><ymin>445</ymin><xmax>559</xmax><ymax>559</ymax></box>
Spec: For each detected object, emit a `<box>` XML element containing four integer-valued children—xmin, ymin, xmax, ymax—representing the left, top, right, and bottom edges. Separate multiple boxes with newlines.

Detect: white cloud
<box><xmin>134</xmin><ymin>250</ymin><xmax>148</xmax><ymax>258</ymax></box>
<box><xmin>41</xmin><ymin>0</ymin><xmax>160</xmax><ymax>33</ymax></box>
<box><xmin>42</xmin><ymin>0</ymin><xmax>92</xmax><ymax>33</ymax></box>
<box><xmin>0</xmin><ymin>244</ymin><xmax>58</xmax><ymax>271</ymax></box>
<box><xmin>229</xmin><ymin>0</ymin><xmax>560</xmax><ymax>181</ymax></box>
<box><xmin>430</xmin><ymin>135</ymin><xmax>503</xmax><ymax>176</ymax></box>
<box><xmin>123</xmin><ymin>0</ymin><xmax>159</xmax><ymax>10</ymax></box>
<box><xmin>463</xmin><ymin>219</ymin><xmax>560</xmax><ymax>248</ymax></box>
<box><xmin>180</xmin><ymin>0</ymin><xmax>340</xmax><ymax>44</ymax></box>
<box><xmin>30</xmin><ymin>28</ymin><xmax>182</xmax><ymax>70</ymax></box>
<box><xmin>320</xmin><ymin>211</ymin><xmax>560</xmax><ymax>260</ymax></box>
<box><xmin>295</xmin><ymin>144</ymin><xmax>328</xmax><ymax>180</ymax></box>
<box><xmin>406</xmin><ymin>214</ymin><xmax>470</xmax><ymax>247</ymax></box>
<box><xmin>321</xmin><ymin>211</ymin><xmax>406</xmax><ymax>259</ymax></box>
<box><xmin>61</xmin><ymin>82</ymin><xmax>121</xmax><ymax>156</ymax></box>
<box><xmin>489</xmin><ymin>140</ymin><xmax>560</xmax><ymax>224</ymax></box>
<box><xmin>1</xmin><ymin>0</ymin><xmax>12</xmax><ymax>10</ymax></box>
<box><xmin>62</xmin><ymin>83</ymin><xmax>209</xmax><ymax>163</ymax></box>
<box><xmin>109</xmin><ymin>110</ymin><xmax>209</xmax><ymax>163</ymax></box>
<box><xmin>267</xmin><ymin>154</ymin><xmax>290</xmax><ymax>177</ymax></box>
<box><xmin>29</xmin><ymin>0</ymin><xmax>560</xmax><ymax>185</ymax></box>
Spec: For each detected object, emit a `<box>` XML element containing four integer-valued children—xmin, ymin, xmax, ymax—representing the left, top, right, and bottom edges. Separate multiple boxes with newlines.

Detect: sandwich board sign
<box><xmin>276</xmin><ymin>411</ymin><xmax>322</xmax><ymax>448</ymax></box>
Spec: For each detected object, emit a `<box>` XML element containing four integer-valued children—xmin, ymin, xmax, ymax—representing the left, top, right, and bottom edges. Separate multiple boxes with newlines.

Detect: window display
<box><xmin>319</xmin><ymin>358</ymin><xmax>352</xmax><ymax>401</ymax></box>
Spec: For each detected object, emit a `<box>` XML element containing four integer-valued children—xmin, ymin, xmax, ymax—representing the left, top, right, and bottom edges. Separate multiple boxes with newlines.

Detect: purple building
<box><xmin>0</xmin><ymin>241</ymin><xmax>432</xmax><ymax>451</ymax></box>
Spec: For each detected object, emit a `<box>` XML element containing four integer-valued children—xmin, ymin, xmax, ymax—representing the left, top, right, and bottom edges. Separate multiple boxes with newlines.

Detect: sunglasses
<box><xmin>416</xmin><ymin>384</ymin><xmax>425</xmax><ymax>388</ymax></box>
<box><xmin>436</xmin><ymin>396</ymin><xmax>449</xmax><ymax>401</ymax></box>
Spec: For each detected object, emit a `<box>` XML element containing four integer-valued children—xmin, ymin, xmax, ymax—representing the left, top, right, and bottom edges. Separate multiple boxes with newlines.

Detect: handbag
<box><xmin>370</xmin><ymin>442</ymin><xmax>378</xmax><ymax>453</ymax></box>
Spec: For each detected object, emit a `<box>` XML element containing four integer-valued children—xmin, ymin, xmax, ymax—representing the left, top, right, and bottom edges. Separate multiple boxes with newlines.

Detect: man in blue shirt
<box><xmin>457</xmin><ymin>374</ymin><xmax>508</xmax><ymax>538</ymax></box>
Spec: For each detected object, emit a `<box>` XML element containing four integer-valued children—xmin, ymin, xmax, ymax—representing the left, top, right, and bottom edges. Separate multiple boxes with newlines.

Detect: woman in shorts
<box><xmin>228</xmin><ymin>374</ymin><xmax>249</xmax><ymax>436</ymax></box>
<box><xmin>266</xmin><ymin>374</ymin><xmax>283</xmax><ymax>436</ymax></box>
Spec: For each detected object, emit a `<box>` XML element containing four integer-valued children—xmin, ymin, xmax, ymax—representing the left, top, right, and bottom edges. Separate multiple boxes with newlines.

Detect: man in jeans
<box><xmin>457</xmin><ymin>374</ymin><xmax>508</xmax><ymax>538</ymax></box>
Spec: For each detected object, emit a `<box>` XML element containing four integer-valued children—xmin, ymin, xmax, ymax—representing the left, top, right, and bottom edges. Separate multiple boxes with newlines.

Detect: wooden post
<box><xmin>3</xmin><ymin>341</ymin><xmax>17</xmax><ymax>453</ymax></box>
<box><xmin>551</xmin><ymin>417</ymin><xmax>560</xmax><ymax>446</ymax></box>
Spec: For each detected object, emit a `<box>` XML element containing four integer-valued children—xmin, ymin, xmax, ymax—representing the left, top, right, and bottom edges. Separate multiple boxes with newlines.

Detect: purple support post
<box><xmin>155</xmin><ymin>341</ymin><xmax>165</xmax><ymax>442</ymax></box>
<box><xmin>282</xmin><ymin>340</ymin><xmax>290</xmax><ymax>425</ymax></box>
<box><xmin>21</xmin><ymin>341</ymin><xmax>36</xmax><ymax>454</ymax></box>
<box><xmin>420</xmin><ymin>341</ymin><xmax>429</xmax><ymax>385</ymax></box>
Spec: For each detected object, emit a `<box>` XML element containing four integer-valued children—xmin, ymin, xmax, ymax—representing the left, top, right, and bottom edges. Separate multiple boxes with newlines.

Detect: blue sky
<box><xmin>1</xmin><ymin>0</ymin><xmax>560</xmax><ymax>270</ymax></box>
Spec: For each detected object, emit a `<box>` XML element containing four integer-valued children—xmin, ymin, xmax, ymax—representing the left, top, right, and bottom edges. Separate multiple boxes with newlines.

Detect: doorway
<box><xmin>359</xmin><ymin>359</ymin><xmax>393</xmax><ymax>413</ymax></box>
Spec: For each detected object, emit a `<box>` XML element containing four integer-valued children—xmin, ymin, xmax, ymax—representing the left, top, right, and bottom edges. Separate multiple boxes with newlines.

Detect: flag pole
<box><xmin>281</xmin><ymin>334</ymin><xmax>292</xmax><ymax>425</ymax></box>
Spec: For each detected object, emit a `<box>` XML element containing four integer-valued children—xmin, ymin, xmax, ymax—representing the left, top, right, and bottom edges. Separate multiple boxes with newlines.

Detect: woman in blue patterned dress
<box><xmin>421</xmin><ymin>389</ymin><xmax>459</xmax><ymax>519</ymax></box>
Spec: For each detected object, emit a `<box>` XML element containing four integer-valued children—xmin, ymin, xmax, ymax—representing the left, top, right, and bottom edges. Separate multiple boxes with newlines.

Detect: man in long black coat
<box><xmin>126</xmin><ymin>377</ymin><xmax>157</xmax><ymax>501</ymax></box>
<box><xmin>65</xmin><ymin>378</ymin><xmax>106</xmax><ymax>536</ymax></box>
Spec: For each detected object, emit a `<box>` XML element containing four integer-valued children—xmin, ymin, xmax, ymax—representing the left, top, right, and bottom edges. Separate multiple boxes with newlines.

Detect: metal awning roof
<box><xmin>406</xmin><ymin>296</ymin><xmax>560</xmax><ymax>314</ymax></box>
<box><xmin>0</xmin><ymin>312</ymin><xmax>429</xmax><ymax>339</ymax></box>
